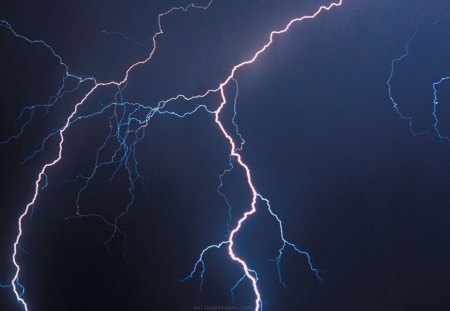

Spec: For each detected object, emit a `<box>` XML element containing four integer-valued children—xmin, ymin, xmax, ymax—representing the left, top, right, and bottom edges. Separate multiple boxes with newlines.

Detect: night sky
<box><xmin>1</xmin><ymin>1</ymin><xmax>450</xmax><ymax>310</ymax></box>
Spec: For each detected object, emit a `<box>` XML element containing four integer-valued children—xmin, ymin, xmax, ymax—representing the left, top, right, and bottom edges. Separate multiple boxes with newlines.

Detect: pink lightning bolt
<box><xmin>213</xmin><ymin>1</ymin><xmax>344</xmax><ymax>310</ymax></box>
<box><xmin>9</xmin><ymin>1</ymin><xmax>343</xmax><ymax>310</ymax></box>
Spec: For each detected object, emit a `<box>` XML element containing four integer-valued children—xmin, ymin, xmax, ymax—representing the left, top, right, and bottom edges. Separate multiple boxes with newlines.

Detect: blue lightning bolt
<box><xmin>386</xmin><ymin>30</ymin><xmax>423</xmax><ymax>137</ymax></box>
<box><xmin>98</xmin><ymin>29</ymin><xmax>152</xmax><ymax>46</ymax></box>
<box><xmin>387</xmin><ymin>15</ymin><xmax>450</xmax><ymax>142</ymax></box>
<box><xmin>433</xmin><ymin>76</ymin><xmax>450</xmax><ymax>141</ymax></box>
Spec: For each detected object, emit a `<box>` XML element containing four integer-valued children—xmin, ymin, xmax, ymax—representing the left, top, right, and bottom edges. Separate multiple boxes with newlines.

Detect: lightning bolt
<box><xmin>433</xmin><ymin>76</ymin><xmax>450</xmax><ymax>141</ymax></box>
<box><xmin>1</xmin><ymin>1</ymin><xmax>344</xmax><ymax>310</ymax></box>
<box><xmin>386</xmin><ymin>30</ymin><xmax>423</xmax><ymax>137</ymax></box>
<box><xmin>387</xmin><ymin>15</ymin><xmax>450</xmax><ymax>142</ymax></box>
<box><xmin>181</xmin><ymin>1</ymin><xmax>343</xmax><ymax>310</ymax></box>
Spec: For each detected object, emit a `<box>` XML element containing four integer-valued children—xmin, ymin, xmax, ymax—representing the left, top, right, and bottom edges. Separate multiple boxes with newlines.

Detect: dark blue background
<box><xmin>1</xmin><ymin>1</ymin><xmax>450</xmax><ymax>310</ymax></box>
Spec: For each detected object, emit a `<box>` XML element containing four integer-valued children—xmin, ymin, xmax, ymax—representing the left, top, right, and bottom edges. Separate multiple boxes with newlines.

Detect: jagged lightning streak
<box><xmin>3</xmin><ymin>1</ymin><xmax>344</xmax><ymax>310</ymax></box>
<box><xmin>99</xmin><ymin>29</ymin><xmax>152</xmax><ymax>46</ymax></box>
<box><xmin>183</xmin><ymin>1</ymin><xmax>343</xmax><ymax>310</ymax></box>
<box><xmin>433</xmin><ymin>76</ymin><xmax>450</xmax><ymax>141</ymax></box>
<box><xmin>6</xmin><ymin>2</ymin><xmax>214</xmax><ymax>310</ymax></box>
<box><xmin>387</xmin><ymin>30</ymin><xmax>423</xmax><ymax>137</ymax></box>
<box><xmin>387</xmin><ymin>27</ymin><xmax>450</xmax><ymax>142</ymax></box>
